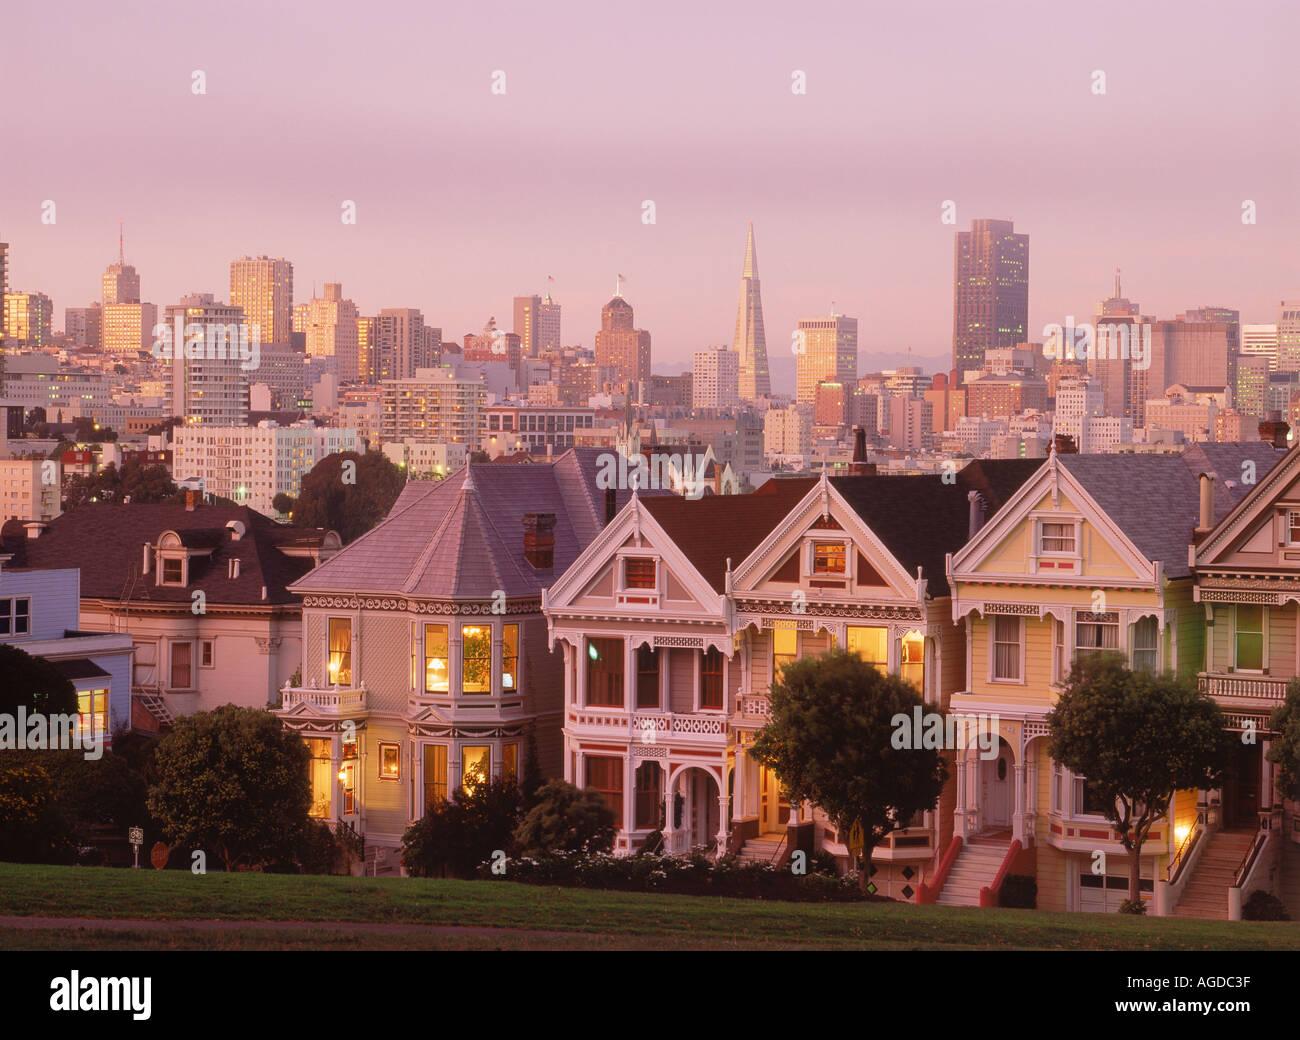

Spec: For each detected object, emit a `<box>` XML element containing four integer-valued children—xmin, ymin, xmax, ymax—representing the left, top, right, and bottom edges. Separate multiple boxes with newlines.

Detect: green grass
<box><xmin>0</xmin><ymin>863</ymin><xmax>1296</xmax><ymax>950</ymax></box>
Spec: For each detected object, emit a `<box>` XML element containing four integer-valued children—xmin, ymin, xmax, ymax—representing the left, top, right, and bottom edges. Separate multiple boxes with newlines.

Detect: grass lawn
<box><xmin>0</xmin><ymin>862</ymin><xmax>1296</xmax><ymax>950</ymax></box>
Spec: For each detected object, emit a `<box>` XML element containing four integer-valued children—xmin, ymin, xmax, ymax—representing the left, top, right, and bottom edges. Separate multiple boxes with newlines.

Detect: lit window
<box><xmin>624</xmin><ymin>557</ymin><xmax>656</xmax><ymax>589</ymax></box>
<box><xmin>812</xmin><ymin>542</ymin><xmax>846</xmax><ymax>574</ymax></box>
<box><xmin>502</xmin><ymin>743</ymin><xmax>518</xmax><ymax>782</ymax></box>
<box><xmin>992</xmin><ymin>616</ymin><xmax>1021</xmax><ymax>681</ymax></box>
<box><xmin>327</xmin><ymin>618</ymin><xmax>352</xmax><ymax>684</ymax></box>
<box><xmin>461</xmin><ymin>745</ymin><xmax>490</xmax><ymax>793</ymax></box>
<box><xmin>77</xmin><ymin>689</ymin><xmax>108</xmax><ymax>739</ymax></box>
<box><xmin>1235</xmin><ymin>605</ymin><xmax>1264</xmax><ymax>671</ymax></box>
<box><xmin>423</xmin><ymin>744</ymin><xmax>448</xmax><ymax>810</ymax></box>
<box><xmin>341</xmin><ymin>761</ymin><xmax>356</xmax><ymax>815</ymax></box>
<box><xmin>1040</xmin><ymin>521</ymin><xmax>1075</xmax><ymax>554</ymax></box>
<box><xmin>901</xmin><ymin>633</ymin><xmax>924</xmax><ymax>690</ymax></box>
<box><xmin>462</xmin><ymin>626</ymin><xmax>491</xmax><ymax>693</ymax></box>
<box><xmin>306</xmin><ymin>737</ymin><xmax>332</xmax><ymax>819</ymax></box>
<box><xmin>772</xmin><ymin>627</ymin><xmax>798</xmax><ymax>677</ymax></box>
<box><xmin>847</xmin><ymin>626</ymin><xmax>888</xmax><ymax>674</ymax></box>
<box><xmin>424</xmin><ymin>624</ymin><xmax>449</xmax><ymax>692</ymax></box>
<box><xmin>502</xmin><ymin>624</ymin><xmax>518</xmax><ymax>691</ymax></box>
<box><xmin>379</xmin><ymin>742</ymin><xmax>400</xmax><ymax>779</ymax></box>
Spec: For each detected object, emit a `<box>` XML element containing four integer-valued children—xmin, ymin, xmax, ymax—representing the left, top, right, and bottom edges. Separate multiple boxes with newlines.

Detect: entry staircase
<box><xmin>736</xmin><ymin>832</ymin><xmax>787</xmax><ymax>865</ymax></box>
<box><xmin>935</xmin><ymin>835</ymin><xmax>1011</xmax><ymax>907</ymax></box>
<box><xmin>1171</xmin><ymin>828</ymin><xmax>1255</xmax><ymax>920</ymax></box>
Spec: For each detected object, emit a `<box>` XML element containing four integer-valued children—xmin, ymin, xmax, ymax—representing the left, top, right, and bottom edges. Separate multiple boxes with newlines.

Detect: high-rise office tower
<box><xmin>1276</xmin><ymin>302</ymin><xmax>1300</xmax><ymax>373</ymax></box>
<box><xmin>795</xmin><ymin>312</ymin><xmax>858</xmax><ymax>404</ymax></box>
<box><xmin>692</xmin><ymin>345</ymin><xmax>740</xmax><ymax>409</ymax></box>
<box><xmin>952</xmin><ymin>218</ymin><xmax>1029</xmax><ymax>376</ymax></box>
<box><xmin>230</xmin><ymin>256</ymin><xmax>294</xmax><ymax>349</ymax></box>
<box><xmin>357</xmin><ymin>316</ymin><xmax>377</xmax><ymax>382</ymax></box>
<box><xmin>0</xmin><ymin>239</ymin><xmax>6</xmax><ymax>392</ymax></box>
<box><xmin>733</xmin><ymin>223</ymin><xmax>770</xmax><ymax>400</ymax></box>
<box><xmin>102</xmin><ymin>227</ymin><xmax>142</xmax><ymax>305</ymax></box>
<box><xmin>1241</xmin><ymin>323</ymin><xmax>1278</xmax><ymax>369</ymax></box>
<box><xmin>1096</xmin><ymin>269</ymin><xmax>1140</xmax><ymax>319</ymax></box>
<box><xmin>514</xmin><ymin>292</ymin><xmax>563</xmax><ymax>356</ymax></box>
<box><xmin>594</xmin><ymin>291</ymin><xmax>651</xmax><ymax>394</ymax></box>
<box><xmin>538</xmin><ymin>293</ymin><xmax>561</xmax><ymax>353</ymax></box>
<box><xmin>375</xmin><ymin>308</ymin><xmax>425</xmax><ymax>381</ymax></box>
<box><xmin>65</xmin><ymin>304</ymin><xmax>103</xmax><ymax>349</ymax></box>
<box><xmin>3</xmin><ymin>293</ymin><xmax>53</xmax><ymax>347</ymax></box>
<box><xmin>304</xmin><ymin>283</ymin><xmax>360</xmax><ymax>383</ymax></box>
<box><xmin>162</xmin><ymin>294</ymin><xmax>251</xmax><ymax>425</ymax></box>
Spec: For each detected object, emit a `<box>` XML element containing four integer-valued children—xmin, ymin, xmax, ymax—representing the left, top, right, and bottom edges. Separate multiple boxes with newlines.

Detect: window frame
<box><xmin>810</xmin><ymin>540</ymin><xmax>847</xmax><ymax>575</ymax></box>
<box><xmin>623</xmin><ymin>556</ymin><xmax>657</xmax><ymax>590</ymax></box>
<box><xmin>1038</xmin><ymin>519</ymin><xmax>1076</xmax><ymax>556</ymax></box>
<box><xmin>1232</xmin><ymin>604</ymin><xmax>1267</xmax><ymax>673</ymax></box>
<box><xmin>771</xmin><ymin>627</ymin><xmax>798</xmax><ymax>683</ymax></box>
<box><xmin>1130</xmin><ymin>616</ymin><xmax>1159</xmax><ymax>673</ymax></box>
<box><xmin>1074</xmin><ymin>610</ymin><xmax>1120</xmax><ymax>664</ymax></box>
<box><xmin>327</xmin><ymin>616</ymin><xmax>353</xmax><ymax>686</ymax></box>
<box><xmin>501</xmin><ymin>623</ymin><xmax>519</xmax><ymax>693</ymax></box>
<box><xmin>460</xmin><ymin>624</ymin><xmax>492</xmax><ymax>694</ymax></box>
<box><xmin>586</xmin><ymin>755</ymin><xmax>625</xmax><ymax>830</ymax></box>
<box><xmin>846</xmin><ymin>625</ymin><xmax>888</xmax><ymax>674</ymax></box>
<box><xmin>423</xmin><ymin>623</ymin><xmax>450</xmax><ymax>694</ymax></box>
<box><xmin>989</xmin><ymin>614</ymin><xmax>1024</xmax><ymax>683</ymax></box>
<box><xmin>200</xmin><ymin>638</ymin><xmax>215</xmax><ymax>669</ymax></box>
<box><xmin>699</xmin><ymin>646</ymin><xmax>725</xmax><ymax>711</ymax></box>
<box><xmin>586</xmin><ymin>637</ymin><xmax>625</xmax><ymax>708</ymax></box>
<box><xmin>169</xmin><ymin>639</ymin><xmax>194</xmax><ymax>690</ymax></box>
<box><xmin>378</xmin><ymin>741</ymin><xmax>401</xmax><ymax>781</ymax></box>
<box><xmin>635</xmin><ymin>644</ymin><xmax>661</xmax><ymax>710</ymax></box>
<box><xmin>0</xmin><ymin>596</ymin><xmax>30</xmax><ymax>637</ymax></box>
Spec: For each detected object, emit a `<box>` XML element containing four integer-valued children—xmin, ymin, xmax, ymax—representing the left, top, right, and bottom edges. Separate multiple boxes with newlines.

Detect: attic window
<box><xmin>1040</xmin><ymin>521</ymin><xmax>1075</xmax><ymax>555</ymax></box>
<box><xmin>624</xmin><ymin>557</ymin><xmax>657</xmax><ymax>589</ymax></box>
<box><xmin>1288</xmin><ymin>511</ymin><xmax>1300</xmax><ymax>546</ymax></box>
<box><xmin>161</xmin><ymin>558</ymin><xmax>184</xmax><ymax>585</ymax></box>
<box><xmin>812</xmin><ymin>542</ymin><xmax>846</xmax><ymax>574</ymax></box>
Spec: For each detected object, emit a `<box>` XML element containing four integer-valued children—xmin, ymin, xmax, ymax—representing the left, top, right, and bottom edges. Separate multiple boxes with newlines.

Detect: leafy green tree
<box><xmin>0</xmin><ymin>758</ymin><xmax>73</xmax><ymax>864</ymax></box>
<box><xmin>749</xmin><ymin>650</ymin><xmax>947</xmax><ymax>892</ymax></box>
<box><xmin>512</xmin><ymin>779</ymin><xmax>617</xmax><ymax>856</ymax></box>
<box><xmin>146</xmin><ymin>706</ymin><xmax>312</xmax><ymax>871</ymax></box>
<box><xmin>272</xmin><ymin>492</ymin><xmax>296</xmax><ymax>516</ymax></box>
<box><xmin>62</xmin><ymin>458</ymin><xmax>177</xmax><ymax>510</ymax></box>
<box><xmin>1267</xmin><ymin>679</ymin><xmax>1300</xmax><ymax>803</ymax></box>
<box><xmin>401</xmin><ymin>775</ymin><xmax>523</xmax><ymax>878</ymax></box>
<box><xmin>292</xmin><ymin>451</ymin><xmax>404</xmax><ymax>543</ymax></box>
<box><xmin>0</xmin><ymin>644</ymin><xmax>78</xmax><ymax>717</ymax></box>
<box><xmin>1047</xmin><ymin>653</ymin><xmax>1233</xmax><ymax>904</ymax></box>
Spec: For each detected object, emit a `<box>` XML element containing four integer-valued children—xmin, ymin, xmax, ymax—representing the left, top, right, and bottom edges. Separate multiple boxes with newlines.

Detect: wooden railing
<box><xmin>917</xmin><ymin>835</ymin><xmax>962</xmax><ymax>905</ymax></box>
<box><xmin>1167</xmin><ymin>818</ymin><xmax>1203</xmax><ymax>884</ymax></box>
<box><xmin>979</xmin><ymin>839</ymin><xmax>1022</xmax><ymax>907</ymax></box>
<box><xmin>1198</xmin><ymin>673</ymin><xmax>1289</xmax><ymax>702</ymax></box>
<box><xmin>1234</xmin><ymin>826</ymin><xmax>1268</xmax><ymax>888</ymax></box>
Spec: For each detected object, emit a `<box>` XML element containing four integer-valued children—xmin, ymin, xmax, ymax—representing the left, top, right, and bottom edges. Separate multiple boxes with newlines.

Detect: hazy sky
<box><xmin>3</xmin><ymin>0</ymin><xmax>1297</xmax><ymax>377</ymax></box>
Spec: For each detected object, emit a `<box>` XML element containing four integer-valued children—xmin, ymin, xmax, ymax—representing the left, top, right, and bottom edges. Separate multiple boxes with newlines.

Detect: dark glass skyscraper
<box><xmin>952</xmin><ymin>218</ymin><xmax>1029</xmax><ymax>377</ymax></box>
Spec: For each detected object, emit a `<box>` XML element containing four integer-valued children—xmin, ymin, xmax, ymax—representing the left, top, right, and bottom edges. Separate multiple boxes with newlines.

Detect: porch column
<box><xmin>716</xmin><ymin>778</ymin><xmax>730</xmax><ymax>859</ymax></box>
<box><xmin>1261</xmin><ymin>738</ymin><xmax>1274</xmax><ymax>813</ymax></box>
<box><xmin>661</xmin><ymin>765</ymin><xmax>676</xmax><ymax>853</ymax></box>
<box><xmin>1025</xmin><ymin>751</ymin><xmax>1039</xmax><ymax>842</ymax></box>
<box><xmin>622</xmin><ymin>757</ymin><xmax>635</xmax><ymax>842</ymax></box>
<box><xmin>733</xmin><ymin>747</ymin><xmax>746</xmax><ymax>818</ymax></box>
<box><xmin>1012</xmin><ymin>761</ymin><xmax>1027</xmax><ymax>843</ymax></box>
<box><xmin>955</xmin><ymin>746</ymin><xmax>970</xmax><ymax>834</ymax></box>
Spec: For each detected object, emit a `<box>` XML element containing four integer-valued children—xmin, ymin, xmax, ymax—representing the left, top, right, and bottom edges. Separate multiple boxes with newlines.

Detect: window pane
<box><xmin>587</xmin><ymin>638</ymin><xmax>624</xmax><ymax>707</ymax></box>
<box><xmin>701</xmin><ymin>647</ymin><xmax>724</xmax><ymax>709</ymax></box>
<box><xmin>424</xmin><ymin>624</ymin><xmax>449</xmax><ymax>692</ymax></box>
<box><xmin>462</xmin><ymin>745</ymin><xmax>490</xmax><ymax>792</ymax></box>
<box><xmin>423</xmin><ymin>744</ymin><xmax>447</xmax><ymax>810</ymax></box>
<box><xmin>14</xmin><ymin>599</ymin><xmax>29</xmax><ymax>635</ymax></box>
<box><xmin>306</xmin><ymin>737</ymin><xmax>332</xmax><ymax>819</ymax></box>
<box><xmin>1132</xmin><ymin>617</ymin><xmax>1158</xmax><ymax>672</ymax></box>
<box><xmin>634</xmin><ymin>761</ymin><xmax>661</xmax><ymax>829</ymax></box>
<box><xmin>813</xmin><ymin>542</ymin><xmax>846</xmax><ymax>573</ymax></box>
<box><xmin>636</xmin><ymin>646</ymin><xmax>659</xmax><ymax>709</ymax></box>
<box><xmin>847</xmin><ymin>626</ymin><xmax>888</xmax><ymax>672</ymax></box>
<box><xmin>380</xmin><ymin>743</ymin><xmax>400</xmax><ymax>778</ymax></box>
<box><xmin>502</xmin><ymin>624</ymin><xmax>518</xmax><ymax>690</ymax></box>
<box><xmin>1041</xmin><ymin>522</ymin><xmax>1074</xmax><ymax>553</ymax></box>
<box><xmin>586</xmin><ymin>755</ymin><xmax>624</xmax><ymax>829</ymax></box>
<box><xmin>328</xmin><ymin>618</ymin><xmax>352</xmax><ymax>685</ymax></box>
<box><xmin>171</xmin><ymin>642</ymin><xmax>192</xmax><ymax>688</ymax></box>
<box><xmin>624</xmin><ymin>557</ymin><xmax>656</xmax><ymax>589</ymax></box>
<box><xmin>993</xmin><ymin>616</ymin><xmax>1020</xmax><ymax>680</ymax></box>
<box><xmin>462</xmin><ymin>625</ymin><xmax>491</xmax><ymax>693</ymax></box>
<box><xmin>901</xmin><ymin>634</ymin><xmax>924</xmax><ymax>690</ymax></box>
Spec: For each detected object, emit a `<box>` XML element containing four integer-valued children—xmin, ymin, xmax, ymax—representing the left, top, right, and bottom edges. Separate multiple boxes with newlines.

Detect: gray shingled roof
<box><xmin>292</xmin><ymin>447</ymin><xmax>652</xmax><ymax>599</ymax></box>
<box><xmin>1056</xmin><ymin>443</ymin><xmax>1283</xmax><ymax>579</ymax></box>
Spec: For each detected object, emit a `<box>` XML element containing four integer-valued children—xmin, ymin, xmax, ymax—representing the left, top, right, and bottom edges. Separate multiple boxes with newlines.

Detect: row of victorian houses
<box><xmin>5</xmin><ymin>436</ymin><xmax>1300</xmax><ymax>919</ymax></box>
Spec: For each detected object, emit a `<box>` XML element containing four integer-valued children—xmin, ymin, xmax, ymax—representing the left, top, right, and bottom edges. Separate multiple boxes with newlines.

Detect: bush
<box><xmin>0</xmin><ymin>758</ymin><xmax>74</xmax><ymax>864</ymax></box>
<box><xmin>1242</xmin><ymin>890</ymin><xmax>1291</xmax><ymax>921</ymax></box>
<box><xmin>1118</xmin><ymin>898</ymin><xmax>1147</xmax><ymax>915</ymax></box>
<box><xmin>402</xmin><ymin>775</ymin><xmax>522</xmax><ymax>878</ymax></box>
<box><xmin>512</xmin><ymin>779</ymin><xmax>616</xmax><ymax>857</ymax></box>
<box><xmin>999</xmin><ymin>873</ymin><xmax>1038</xmax><ymax>909</ymax></box>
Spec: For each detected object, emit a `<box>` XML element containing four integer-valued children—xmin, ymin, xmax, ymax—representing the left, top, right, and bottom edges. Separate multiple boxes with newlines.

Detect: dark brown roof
<box><xmin>1</xmin><ymin>504</ymin><xmax>338</xmax><ymax>606</ymax></box>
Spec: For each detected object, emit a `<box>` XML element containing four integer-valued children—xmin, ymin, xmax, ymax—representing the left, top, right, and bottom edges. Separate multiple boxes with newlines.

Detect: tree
<box><xmin>146</xmin><ymin>706</ymin><xmax>312</xmax><ymax>871</ymax></box>
<box><xmin>272</xmin><ymin>492</ymin><xmax>296</xmax><ymax>516</ymax></box>
<box><xmin>1047</xmin><ymin>653</ymin><xmax>1233</xmax><ymax>904</ymax></box>
<box><xmin>1267</xmin><ymin>679</ymin><xmax>1300</xmax><ymax>803</ymax></box>
<box><xmin>401</xmin><ymin>775</ymin><xmax>523</xmax><ymax>878</ymax></box>
<box><xmin>292</xmin><ymin>451</ymin><xmax>405</xmax><ymax>543</ymax></box>
<box><xmin>468</xmin><ymin>451</ymin><xmax>491</xmax><ymax>464</ymax></box>
<box><xmin>749</xmin><ymin>650</ymin><xmax>947</xmax><ymax>892</ymax></box>
<box><xmin>0</xmin><ymin>644</ymin><xmax>78</xmax><ymax>717</ymax></box>
<box><xmin>62</xmin><ymin>458</ymin><xmax>178</xmax><ymax>510</ymax></box>
<box><xmin>512</xmin><ymin>779</ymin><xmax>617</xmax><ymax>856</ymax></box>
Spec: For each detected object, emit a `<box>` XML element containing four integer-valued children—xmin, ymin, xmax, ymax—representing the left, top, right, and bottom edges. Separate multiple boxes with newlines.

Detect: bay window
<box><xmin>700</xmin><ymin>647</ymin><xmax>725</xmax><ymax>709</ymax></box>
<box><xmin>1075</xmin><ymin>611</ymin><xmax>1118</xmax><ymax>662</ymax></box>
<box><xmin>307</xmin><ymin>737</ymin><xmax>332</xmax><ymax>819</ymax></box>
<box><xmin>424</xmin><ymin>624</ymin><xmax>449</xmax><ymax>693</ymax></box>
<box><xmin>423</xmin><ymin>744</ymin><xmax>448</xmax><ymax>809</ymax></box>
<box><xmin>587</xmin><ymin>638</ymin><xmax>624</xmax><ymax>707</ymax></box>
<box><xmin>462</xmin><ymin>745</ymin><xmax>491</xmax><ymax>792</ymax></box>
<box><xmin>636</xmin><ymin>646</ymin><xmax>660</xmax><ymax>709</ymax></box>
<box><xmin>1234</xmin><ymin>605</ymin><xmax>1264</xmax><ymax>671</ymax></box>
<box><xmin>328</xmin><ymin>618</ymin><xmax>352</xmax><ymax>685</ymax></box>
<box><xmin>462</xmin><ymin>625</ymin><xmax>491</xmax><ymax>693</ymax></box>
<box><xmin>502</xmin><ymin>624</ymin><xmax>519</xmax><ymax>691</ymax></box>
<box><xmin>992</xmin><ymin>615</ymin><xmax>1021</xmax><ymax>681</ymax></box>
<box><xmin>847</xmin><ymin>625</ymin><xmax>888</xmax><ymax>674</ymax></box>
<box><xmin>900</xmin><ymin>633</ymin><xmax>924</xmax><ymax>690</ymax></box>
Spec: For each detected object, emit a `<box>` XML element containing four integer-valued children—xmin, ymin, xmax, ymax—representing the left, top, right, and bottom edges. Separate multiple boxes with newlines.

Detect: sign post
<box><xmin>129</xmin><ymin>826</ymin><xmax>144</xmax><ymax>869</ymax></box>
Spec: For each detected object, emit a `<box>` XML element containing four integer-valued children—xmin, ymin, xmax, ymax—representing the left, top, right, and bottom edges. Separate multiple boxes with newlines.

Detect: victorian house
<box><xmin>274</xmin><ymin>449</ymin><xmax>646</xmax><ymax>875</ymax></box>
<box><xmin>945</xmin><ymin>442</ymin><xmax>1284</xmax><ymax>914</ymax></box>
<box><xmin>1</xmin><ymin>496</ymin><xmax>338</xmax><ymax>731</ymax></box>
<box><xmin>541</xmin><ymin>460</ymin><xmax>1038</xmax><ymax>899</ymax></box>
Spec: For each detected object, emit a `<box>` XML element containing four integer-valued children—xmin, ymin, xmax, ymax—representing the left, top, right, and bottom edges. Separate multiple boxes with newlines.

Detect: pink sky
<box><xmin>3</xmin><ymin>0</ymin><xmax>1298</xmax><ymax>374</ymax></box>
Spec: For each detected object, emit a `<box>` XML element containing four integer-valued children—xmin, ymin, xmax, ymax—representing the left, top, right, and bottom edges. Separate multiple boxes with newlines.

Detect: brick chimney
<box><xmin>185</xmin><ymin>488</ymin><xmax>197</xmax><ymax>511</ymax></box>
<box><xmin>522</xmin><ymin>512</ymin><xmax>557</xmax><ymax>569</ymax></box>
<box><xmin>849</xmin><ymin>426</ymin><xmax>876</xmax><ymax>477</ymax></box>
<box><xmin>604</xmin><ymin>486</ymin><xmax>617</xmax><ymax>527</ymax></box>
<box><xmin>1259</xmin><ymin>410</ymin><xmax>1290</xmax><ymax>449</ymax></box>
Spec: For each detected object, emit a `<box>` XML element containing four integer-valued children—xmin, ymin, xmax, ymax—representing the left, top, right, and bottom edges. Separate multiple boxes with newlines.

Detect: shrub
<box><xmin>402</xmin><ymin>775</ymin><xmax>522</xmax><ymax>878</ymax></box>
<box><xmin>999</xmin><ymin>873</ymin><xmax>1038</xmax><ymax>909</ymax></box>
<box><xmin>0</xmin><ymin>758</ymin><xmax>73</xmax><ymax>864</ymax></box>
<box><xmin>512</xmin><ymin>779</ymin><xmax>616</xmax><ymax>856</ymax></box>
<box><xmin>1242</xmin><ymin>890</ymin><xmax>1290</xmax><ymax>921</ymax></box>
<box><xmin>1118</xmin><ymin>898</ymin><xmax>1147</xmax><ymax>915</ymax></box>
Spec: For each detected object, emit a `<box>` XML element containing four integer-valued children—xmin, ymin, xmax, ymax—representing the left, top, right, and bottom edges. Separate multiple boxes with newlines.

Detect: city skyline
<box><xmin>3</xmin><ymin>2</ymin><xmax>1299</xmax><ymax>370</ymax></box>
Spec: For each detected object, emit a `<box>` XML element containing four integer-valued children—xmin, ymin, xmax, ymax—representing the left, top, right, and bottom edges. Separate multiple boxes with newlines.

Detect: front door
<box><xmin>1230</xmin><ymin>741</ymin><xmax>1261</xmax><ymax>827</ymax></box>
<box><xmin>982</xmin><ymin>744</ymin><xmax>1013</xmax><ymax>830</ymax></box>
<box><xmin>759</xmin><ymin>765</ymin><xmax>789</xmax><ymax>834</ymax></box>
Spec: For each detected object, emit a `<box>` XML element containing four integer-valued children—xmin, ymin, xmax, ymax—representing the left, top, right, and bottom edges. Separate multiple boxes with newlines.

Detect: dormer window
<box><xmin>161</xmin><ymin>558</ymin><xmax>184</xmax><ymax>585</ymax></box>
<box><xmin>624</xmin><ymin>557</ymin><xmax>657</xmax><ymax>589</ymax></box>
<box><xmin>1040</xmin><ymin>521</ymin><xmax>1075</xmax><ymax>555</ymax></box>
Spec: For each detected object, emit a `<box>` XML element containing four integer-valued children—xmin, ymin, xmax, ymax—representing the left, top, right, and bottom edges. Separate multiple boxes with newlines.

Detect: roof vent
<box><xmin>226</xmin><ymin>520</ymin><xmax>246</xmax><ymax>541</ymax></box>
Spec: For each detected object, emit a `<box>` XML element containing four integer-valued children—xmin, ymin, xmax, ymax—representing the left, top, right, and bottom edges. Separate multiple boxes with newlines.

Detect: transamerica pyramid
<box><xmin>733</xmin><ymin>223</ymin><xmax>771</xmax><ymax>399</ymax></box>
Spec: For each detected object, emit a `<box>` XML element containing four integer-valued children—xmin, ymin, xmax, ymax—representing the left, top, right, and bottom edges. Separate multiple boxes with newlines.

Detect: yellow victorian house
<box><xmin>944</xmin><ymin>443</ymin><xmax>1282</xmax><ymax>914</ymax></box>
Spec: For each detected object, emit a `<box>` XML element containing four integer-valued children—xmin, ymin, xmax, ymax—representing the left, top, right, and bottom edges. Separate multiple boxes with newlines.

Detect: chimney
<box><xmin>23</xmin><ymin>521</ymin><xmax>48</xmax><ymax>540</ymax></box>
<box><xmin>1197</xmin><ymin>472</ymin><xmax>1217</xmax><ymax>532</ymax></box>
<box><xmin>522</xmin><ymin>512</ymin><xmax>557</xmax><ymax>569</ymax></box>
<box><xmin>849</xmin><ymin>426</ymin><xmax>876</xmax><ymax>476</ymax></box>
<box><xmin>604</xmin><ymin>486</ymin><xmax>617</xmax><ymax>527</ymax></box>
<box><xmin>967</xmin><ymin>491</ymin><xmax>986</xmax><ymax>540</ymax></box>
<box><xmin>185</xmin><ymin>488</ymin><xmax>197</xmax><ymax>511</ymax></box>
<box><xmin>1259</xmin><ymin>410</ymin><xmax>1290</xmax><ymax>449</ymax></box>
<box><xmin>142</xmin><ymin>543</ymin><xmax>151</xmax><ymax>575</ymax></box>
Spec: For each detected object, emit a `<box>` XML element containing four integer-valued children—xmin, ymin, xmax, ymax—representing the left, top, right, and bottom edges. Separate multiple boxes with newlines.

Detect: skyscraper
<box><xmin>952</xmin><ymin>218</ymin><xmax>1029</xmax><ymax>376</ymax></box>
<box><xmin>230</xmin><ymin>256</ymin><xmax>294</xmax><ymax>349</ymax></box>
<box><xmin>163</xmin><ymin>294</ymin><xmax>251</xmax><ymax>426</ymax></box>
<box><xmin>733</xmin><ymin>223</ymin><xmax>770</xmax><ymax>400</ymax></box>
<box><xmin>375</xmin><ymin>308</ymin><xmax>425</xmax><ymax>381</ymax></box>
<box><xmin>65</xmin><ymin>304</ymin><xmax>102</xmax><ymax>349</ymax></box>
<box><xmin>692</xmin><ymin>345</ymin><xmax>740</xmax><ymax>409</ymax></box>
<box><xmin>1276</xmin><ymin>302</ymin><xmax>1300</xmax><ymax>373</ymax></box>
<box><xmin>3</xmin><ymin>293</ymin><xmax>53</xmax><ymax>347</ymax></box>
<box><xmin>594</xmin><ymin>291</ymin><xmax>651</xmax><ymax>395</ymax></box>
<box><xmin>304</xmin><ymin>283</ymin><xmax>360</xmax><ymax>383</ymax></box>
<box><xmin>795</xmin><ymin>313</ymin><xmax>858</xmax><ymax>404</ymax></box>
<box><xmin>538</xmin><ymin>292</ymin><xmax>562</xmax><ymax>353</ymax></box>
<box><xmin>102</xmin><ymin>228</ymin><xmax>141</xmax><ymax>305</ymax></box>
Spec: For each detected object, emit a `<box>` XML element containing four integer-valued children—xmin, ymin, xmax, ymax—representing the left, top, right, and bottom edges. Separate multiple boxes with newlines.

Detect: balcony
<box><xmin>1198</xmin><ymin>673</ymin><xmax>1289</xmax><ymax>706</ymax></box>
<box><xmin>277</xmin><ymin>680</ymin><xmax>368</xmax><ymax>716</ymax></box>
<box><xmin>567</xmin><ymin>707</ymin><xmax>728</xmax><ymax>744</ymax></box>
